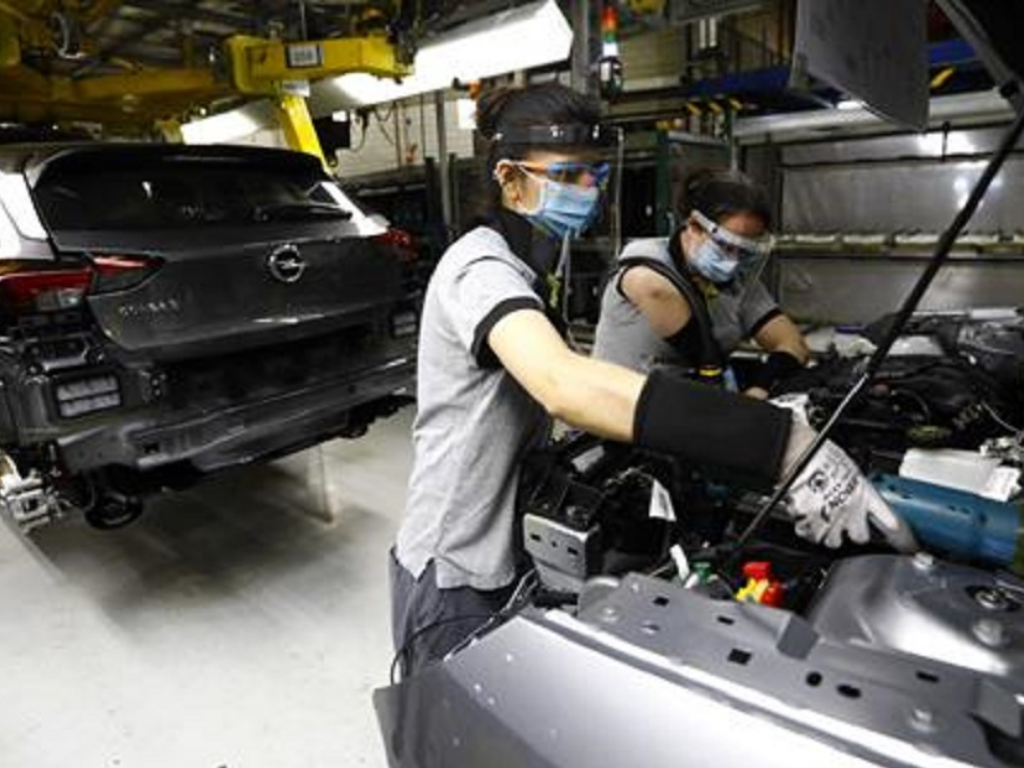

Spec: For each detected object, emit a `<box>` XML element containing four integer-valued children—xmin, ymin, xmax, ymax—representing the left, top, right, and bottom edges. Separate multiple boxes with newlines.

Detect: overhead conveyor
<box><xmin>0</xmin><ymin>1</ymin><xmax>415</xmax><ymax>164</ymax></box>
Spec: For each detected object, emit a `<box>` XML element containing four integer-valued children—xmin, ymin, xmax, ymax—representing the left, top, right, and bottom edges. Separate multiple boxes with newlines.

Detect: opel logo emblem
<box><xmin>267</xmin><ymin>244</ymin><xmax>306</xmax><ymax>284</ymax></box>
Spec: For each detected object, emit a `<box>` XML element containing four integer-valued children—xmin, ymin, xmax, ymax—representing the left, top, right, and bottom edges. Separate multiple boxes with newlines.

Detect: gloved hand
<box><xmin>777</xmin><ymin>405</ymin><xmax>918</xmax><ymax>552</ymax></box>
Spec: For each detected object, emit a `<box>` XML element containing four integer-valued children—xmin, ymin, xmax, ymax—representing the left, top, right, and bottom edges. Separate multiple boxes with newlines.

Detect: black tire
<box><xmin>85</xmin><ymin>494</ymin><xmax>143</xmax><ymax>530</ymax></box>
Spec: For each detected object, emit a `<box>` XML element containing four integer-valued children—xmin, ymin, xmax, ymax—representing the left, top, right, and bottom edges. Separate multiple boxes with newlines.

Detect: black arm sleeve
<box><xmin>746</xmin><ymin>350</ymin><xmax>805</xmax><ymax>392</ymax></box>
<box><xmin>633</xmin><ymin>367</ymin><xmax>792</xmax><ymax>484</ymax></box>
<box><xmin>663</xmin><ymin>322</ymin><xmax>703</xmax><ymax>361</ymax></box>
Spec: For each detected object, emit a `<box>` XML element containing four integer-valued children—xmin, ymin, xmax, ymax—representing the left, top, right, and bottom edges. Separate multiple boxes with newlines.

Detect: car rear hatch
<box><xmin>26</xmin><ymin>144</ymin><xmax>401</xmax><ymax>360</ymax></box>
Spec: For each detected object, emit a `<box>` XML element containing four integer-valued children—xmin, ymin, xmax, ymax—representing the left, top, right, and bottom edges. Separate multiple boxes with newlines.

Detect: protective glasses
<box><xmin>514</xmin><ymin>160</ymin><xmax>611</xmax><ymax>189</ymax></box>
<box><xmin>691</xmin><ymin>209</ymin><xmax>775</xmax><ymax>259</ymax></box>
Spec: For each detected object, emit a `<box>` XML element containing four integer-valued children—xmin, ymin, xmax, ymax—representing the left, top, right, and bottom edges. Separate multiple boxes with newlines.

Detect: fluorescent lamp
<box><xmin>181</xmin><ymin>102</ymin><xmax>275</xmax><ymax>144</ymax></box>
<box><xmin>326</xmin><ymin>0</ymin><xmax>573</xmax><ymax>107</ymax></box>
<box><xmin>456</xmin><ymin>97</ymin><xmax>477</xmax><ymax>130</ymax></box>
<box><xmin>0</xmin><ymin>197</ymin><xmax>22</xmax><ymax>257</ymax></box>
<box><xmin>915</xmin><ymin>131</ymin><xmax>975</xmax><ymax>155</ymax></box>
<box><xmin>835</xmin><ymin>98</ymin><xmax>863</xmax><ymax>111</ymax></box>
<box><xmin>0</xmin><ymin>172</ymin><xmax>47</xmax><ymax>240</ymax></box>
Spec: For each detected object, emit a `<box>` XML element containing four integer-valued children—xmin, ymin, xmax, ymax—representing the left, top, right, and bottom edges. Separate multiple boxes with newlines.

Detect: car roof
<box><xmin>0</xmin><ymin>142</ymin><xmax>325</xmax><ymax>178</ymax></box>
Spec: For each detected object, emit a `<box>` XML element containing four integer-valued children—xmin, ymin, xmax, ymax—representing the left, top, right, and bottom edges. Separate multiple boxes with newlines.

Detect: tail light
<box><xmin>0</xmin><ymin>264</ymin><xmax>92</xmax><ymax>314</ymax></box>
<box><xmin>0</xmin><ymin>254</ymin><xmax>160</xmax><ymax>317</ymax></box>
<box><xmin>91</xmin><ymin>254</ymin><xmax>162</xmax><ymax>293</ymax></box>
<box><xmin>373</xmin><ymin>228</ymin><xmax>418</xmax><ymax>263</ymax></box>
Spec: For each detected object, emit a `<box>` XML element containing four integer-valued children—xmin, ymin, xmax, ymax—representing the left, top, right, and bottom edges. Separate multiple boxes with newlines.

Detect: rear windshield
<box><xmin>32</xmin><ymin>153</ymin><xmax>362</xmax><ymax>230</ymax></box>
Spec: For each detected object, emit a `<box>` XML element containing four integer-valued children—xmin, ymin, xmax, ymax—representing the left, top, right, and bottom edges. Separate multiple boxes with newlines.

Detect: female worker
<box><xmin>389</xmin><ymin>83</ymin><xmax>911</xmax><ymax>676</ymax></box>
<box><xmin>593</xmin><ymin>168</ymin><xmax>810</xmax><ymax>398</ymax></box>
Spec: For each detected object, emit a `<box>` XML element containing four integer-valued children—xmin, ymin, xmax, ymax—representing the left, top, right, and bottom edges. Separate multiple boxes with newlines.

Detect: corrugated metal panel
<box><xmin>620</xmin><ymin>27</ymin><xmax>686</xmax><ymax>86</ymax></box>
<box><xmin>781</xmin><ymin>126</ymin><xmax>1019</xmax><ymax>165</ymax></box>
<box><xmin>782</xmin><ymin>156</ymin><xmax>1024</xmax><ymax>233</ymax></box>
<box><xmin>778</xmin><ymin>255</ymin><xmax>1024</xmax><ymax>324</ymax></box>
<box><xmin>775</xmin><ymin>125</ymin><xmax>1024</xmax><ymax>324</ymax></box>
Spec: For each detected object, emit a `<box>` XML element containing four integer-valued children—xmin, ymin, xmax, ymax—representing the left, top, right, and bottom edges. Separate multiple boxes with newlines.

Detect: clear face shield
<box><xmin>689</xmin><ymin>208</ymin><xmax>775</xmax><ymax>296</ymax></box>
<box><xmin>493</xmin><ymin>123</ymin><xmax>624</xmax><ymax>248</ymax></box>
<box><xmin>494</xmin><ymin>124</ymin><xmax>624</xmax><ymax>346</ymax></box>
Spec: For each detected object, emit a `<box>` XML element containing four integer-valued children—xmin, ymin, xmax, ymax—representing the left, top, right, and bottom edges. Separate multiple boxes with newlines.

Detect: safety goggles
<box><xmin>514</xmin><ymin>160</ymin><xmax>611</xmax><ymax>189</ymax></box>
<box><xmin>690</xmin><ymin>209</ymin><xmax>775</xmax><ymax>259</ymax></box>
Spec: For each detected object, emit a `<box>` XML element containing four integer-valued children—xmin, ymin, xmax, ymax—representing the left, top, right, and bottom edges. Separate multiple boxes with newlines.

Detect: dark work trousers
<box><xmin>389</xmin><ymin>548</ymin><xmax>516</xmax><ymax>678</ymax></box>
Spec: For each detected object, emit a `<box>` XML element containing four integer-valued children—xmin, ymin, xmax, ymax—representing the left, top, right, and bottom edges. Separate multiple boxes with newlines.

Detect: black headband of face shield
<box><xmin>492</xmin><ymin>124</ymin><xmax>620</xmax><ymax>148</ymax></box>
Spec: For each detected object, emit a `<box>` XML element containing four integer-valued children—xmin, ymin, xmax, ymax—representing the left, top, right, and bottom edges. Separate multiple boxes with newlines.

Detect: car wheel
<box><xmin>85</xmin><ymin>493</ymin><xmax>143</xmax><ymax>530</ymax></box>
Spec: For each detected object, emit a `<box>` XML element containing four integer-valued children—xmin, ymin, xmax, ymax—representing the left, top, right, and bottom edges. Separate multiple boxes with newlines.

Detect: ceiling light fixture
<box><xmin>322</xmin><ymin>0</ymin><xmax>573</xmax><ymax>108</ymax></box>
<box><xmin>180</xmin><ymin>102</ymin><xmax>276</xmax><ymax>144</ymax></box>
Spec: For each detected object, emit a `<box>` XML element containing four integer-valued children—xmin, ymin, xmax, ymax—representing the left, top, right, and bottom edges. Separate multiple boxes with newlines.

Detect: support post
<box><xmin>570</xmin><ymin>1</ymin><xmax>595</xmax><ymax>95</ymax></box>
<box><xmin>276</xmin><ymin>93</ymin><xmax>327</xmax><ymax>168</ymax></box>
<box><xmin>434</xmin><ymin>91</ymin><xmax>453</xmax><ymax>233</ymax></box>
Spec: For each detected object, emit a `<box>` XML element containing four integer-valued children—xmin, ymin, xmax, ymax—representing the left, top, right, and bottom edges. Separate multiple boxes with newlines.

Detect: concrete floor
<box><xmin>0</xmin><ymin>406</ymin><xmax>415</xmax><ymax>768</ymax></box>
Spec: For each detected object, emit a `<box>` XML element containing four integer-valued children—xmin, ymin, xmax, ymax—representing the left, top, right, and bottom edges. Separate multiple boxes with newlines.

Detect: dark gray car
<box><xmin>0</xmin><ymin>142</ymin><xmax>417</xmax><ymax>530</ymax></box>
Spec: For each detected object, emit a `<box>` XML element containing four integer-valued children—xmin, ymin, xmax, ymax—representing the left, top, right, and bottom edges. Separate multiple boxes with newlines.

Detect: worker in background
<box><xmin>593</xmin><ymin>168</ymin><xmax>810</xmax><ymax>399</ymax></box>
<box><xmin>388</xmin><ymin>84</ymin><xmax>914</xmax><ymax>678</ymax></box>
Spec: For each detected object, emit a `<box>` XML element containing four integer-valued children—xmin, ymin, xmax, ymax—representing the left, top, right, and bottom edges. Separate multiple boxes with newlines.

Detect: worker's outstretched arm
<box><xmin>488</xmin><ymin>308</ymin><xmax>792</xmax><ymax>484</ymax></box>
<box><xmin>753</xmin><ymin>314</ymin><xmax>811</xmax><ymax>363</ymax></box>
<box><xmin>619</xmin><ymin>265</ymin><xmax>693</xmax><ymax>337</ymax></box>
<box><xmin>491</xmin><ymin>308</ymin><xmax>915</xmax><ymax>551</ymax></box>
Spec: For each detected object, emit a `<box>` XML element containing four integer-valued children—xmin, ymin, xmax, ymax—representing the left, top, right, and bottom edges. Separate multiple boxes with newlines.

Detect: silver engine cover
<box><xmin>809</xmin><ymin>553</ymin><xmax>1024</xmax><ymax>685</ymax></box>
<box><xmin>376</xmin><ymin>554</ymin><xmax>1024</xmax><ymax>768</ymax></box>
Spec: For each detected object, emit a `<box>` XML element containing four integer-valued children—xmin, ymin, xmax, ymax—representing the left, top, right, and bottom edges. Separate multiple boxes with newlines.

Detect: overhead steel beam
<box><xmin>224</xmin><ymin>33</ymin><xmax>411</xmax><ymax>95</ymax></box>
<box><xmin>82</xmin><ymin>0</ymin><xmax>125</xmax><ymax>24</ymax></box>
<box><xmin>117</xmin><ymin>0</ymin><xmax>256</xmax><ymax>30</ymax></box>
<box><xmin>0</xmin><ymin>1</ymin><xmax>31</xmax><ymax>22</ymax></box>
<box><xmin>0</xmin><ymin>1</ymin><xmax>413</xmax><ymax>132</ymax></box>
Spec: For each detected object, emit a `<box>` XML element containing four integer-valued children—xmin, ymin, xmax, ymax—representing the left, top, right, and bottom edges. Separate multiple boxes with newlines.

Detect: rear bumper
<box><xmin>54</xmin><ymin>354</ymin><xmax>415</xmax><ymax>474</ymax></box>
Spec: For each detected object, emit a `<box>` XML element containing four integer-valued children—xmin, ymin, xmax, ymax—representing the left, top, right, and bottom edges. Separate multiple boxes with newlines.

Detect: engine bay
<box><xmin>505</xmin><ymin>309</ymin><xmax>1024</xmax><ymax>766</ymax></box>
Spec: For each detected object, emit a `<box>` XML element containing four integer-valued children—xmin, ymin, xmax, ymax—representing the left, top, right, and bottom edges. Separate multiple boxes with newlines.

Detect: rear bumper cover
<box><xmin>55</xmin><ymin>354</ymin><xmax>415</xmax><ymax>474</ymax></box>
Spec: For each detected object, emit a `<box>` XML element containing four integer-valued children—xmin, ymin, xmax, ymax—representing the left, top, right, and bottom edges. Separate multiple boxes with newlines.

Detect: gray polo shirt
<box><xmin>592</xmin><ymin>237</ymin><xmax>779</xmax><ymax>374</ymax></box>
<box><xmin>395</xmin><ymin>225</ymin><xmax>551</xmax><ymax>591</ymax></box>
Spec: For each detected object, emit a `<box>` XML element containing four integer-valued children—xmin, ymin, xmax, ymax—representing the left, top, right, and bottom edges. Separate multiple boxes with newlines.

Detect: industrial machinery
<box><xmin>0</xmin><ymin>1</ymin><xmax>417</xmax><ymax>161</ymax></box>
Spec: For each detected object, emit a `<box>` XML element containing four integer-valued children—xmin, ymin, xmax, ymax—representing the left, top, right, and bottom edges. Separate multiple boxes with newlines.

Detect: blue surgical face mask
<box><xmin>689</xmin><ymin>238</ymin><xmax>740</xmax><ymax>283</ymax></box>
<box><xmin>523</xmin><ymin>177</ymin><xmax>600</xmax><ymax>240</ymax></box>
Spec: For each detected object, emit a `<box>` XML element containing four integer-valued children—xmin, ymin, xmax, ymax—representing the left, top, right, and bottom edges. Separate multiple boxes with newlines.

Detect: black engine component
<box><xmin>516</xmin><ymin>432</ymin><xmax>808</xmax><ymax>597</ymax></box>
<box><xmin>777</xmin><ymin>313</ymin><xmax>1024</xmax><ymax>474</ymax></box>
<box><xmin>517</xmin><ymin>434</ymin><xmax>678</xmax><ymax>592</ymax></box>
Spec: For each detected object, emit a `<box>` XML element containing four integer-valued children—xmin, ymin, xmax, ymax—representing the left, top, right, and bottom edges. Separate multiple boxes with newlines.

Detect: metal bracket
<box><xmin>0</xmin><ymin>454</ymin><xmax>62</xmax><ymax>532</ymax></box>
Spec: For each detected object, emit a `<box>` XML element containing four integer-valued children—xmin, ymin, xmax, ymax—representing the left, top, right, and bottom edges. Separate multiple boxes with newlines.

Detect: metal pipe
<box><xmin>418</xmin><ymin>93</ymin><xmax>427</xmax><ymax>165</ymax></box>
<box><xmin>394</xmin><ymin>101</ymin><xmax>403</xmax><ymax>169</ymax></box>
<box><xmin>0</xmin><ymin>1</ymin><xmax>30</xmax><ymax>22</ymax></box>
<box><xmin>83</xmin><ymin>0</ymin><xmax>124</xmax><ymax>25</ymax></box>
<box><xmin>435</xmin><ymin>91</ymin><xmax>452</xmax><ymax>232</ymax></box>
<box><xmin>731</xmin><ymin>102</ymin><xmax>1024</xmax><ymax>554</ymax></box>
<box><xmin>570</xmin><ymin>0</ymin><xmax>593</xmax><ymax>95</ymax></box>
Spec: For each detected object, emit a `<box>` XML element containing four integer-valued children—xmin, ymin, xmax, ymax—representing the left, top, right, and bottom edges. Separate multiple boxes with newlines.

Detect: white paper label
<box><xmin>287</xmin><ymin>43</ymin><xmax>322</xmax><ymax>68</ymax></box>
<box><xmin>670</xmin><ymin>544</ymin><xmax>690</xmax><ymax>583</ymax></box>
<box><xmin>982</xmin><ymin>467</ymin><xmax>1021</xmax><ymax>503</ymax></box>
<box><xmin>648</xmin><ymin>479</ymin><xmax>676</xmax><ymax>522</ymax></box>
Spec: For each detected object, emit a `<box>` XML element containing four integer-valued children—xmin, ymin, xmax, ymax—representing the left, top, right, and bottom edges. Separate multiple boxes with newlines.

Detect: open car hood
<box><xmin>940</xmin><ymin>0</ymin><xmax>1024</xmax><ymax>112</ymax></box>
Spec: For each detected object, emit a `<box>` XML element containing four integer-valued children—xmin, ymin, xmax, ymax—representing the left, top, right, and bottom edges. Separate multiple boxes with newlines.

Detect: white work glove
<box><xmin>775</xmin><ymin>400</ymin><xmax>918</xmax><ymax>552</ymax></box>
